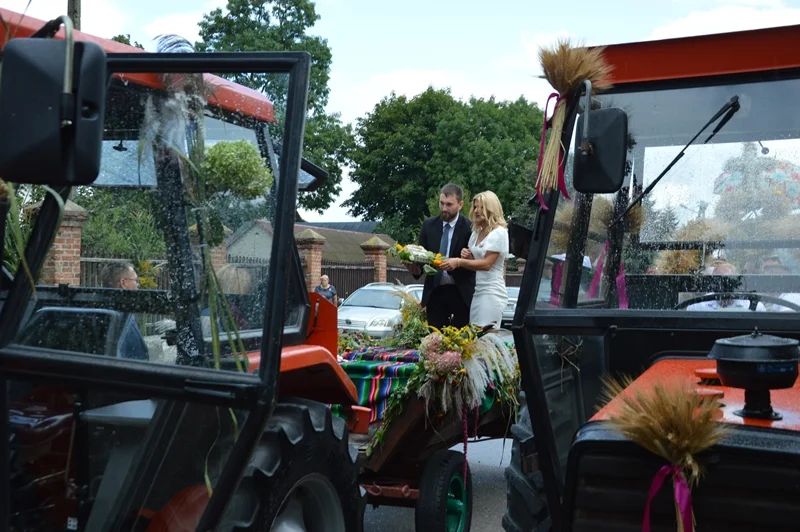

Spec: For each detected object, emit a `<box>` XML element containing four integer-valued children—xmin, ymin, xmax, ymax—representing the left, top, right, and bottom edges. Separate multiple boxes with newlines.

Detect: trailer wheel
<box><xmin>415</xmin><ymin>449</ymin><xmax>472</xmax><ymax>532</ymax></box>
<box><xmin>219</xmin><ymin>398</ymin><xmax>365</xmax><ymax>532</ymax></box>
<box><xmin>502</xmin><ymin>392</ymin><xmax>551</xmax><ymax>532</ymax></box>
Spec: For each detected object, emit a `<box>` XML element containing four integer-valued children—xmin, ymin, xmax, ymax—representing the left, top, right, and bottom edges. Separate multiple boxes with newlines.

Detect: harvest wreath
<box><xmin>334</xmin><ymin>286</ymin><xmax>521</xmax><ymax>458</ymax></box>
<box><xmin>365</xmin><ymin>323</ymin><xmax>521</xmax><ymax>458</ymax></box>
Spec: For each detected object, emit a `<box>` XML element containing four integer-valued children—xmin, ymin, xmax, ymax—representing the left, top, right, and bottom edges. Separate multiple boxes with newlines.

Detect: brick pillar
<box><xmin>25</xmin><ymin>199</ymin><xmax>88</xmax><ymax>286</ymax></box>
<box><xmin>190</xmin><ymin>223</ymin><xmax>231</xmax><ymax>270</ymax></box>
<box><xmin>361</xmin><ymin>236</ymin><xmax>390</xmax><ymax>283</ymax></box>
<box><xmin>296</xmin><ymin>228</ymin><xmax>326</xmax><ymax>290</ymax></box>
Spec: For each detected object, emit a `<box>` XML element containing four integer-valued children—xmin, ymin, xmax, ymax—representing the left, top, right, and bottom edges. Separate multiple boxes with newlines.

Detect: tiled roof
<box><xmin>227</xmin><ymin>220</ymin><xmax>399</xmax><ymax>263</ymax></box>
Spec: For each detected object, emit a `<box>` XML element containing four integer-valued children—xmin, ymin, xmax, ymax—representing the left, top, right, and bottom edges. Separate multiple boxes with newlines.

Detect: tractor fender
<box><xmin>244</xmin><ymin>344</ymin><xmax>358</xmax><ymax>406</ymax></box>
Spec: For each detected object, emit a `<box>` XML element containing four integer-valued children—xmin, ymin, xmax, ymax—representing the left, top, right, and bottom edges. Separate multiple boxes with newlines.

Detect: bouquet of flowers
<box><xmin>417</xmin><ymin>325</ymin><xmax>519</xmax><ymax>416</ymax></box>
<box><xmin>387</xmin><ymin>243</ymin><xmax>444</xmax><ymax>275</ymax></box>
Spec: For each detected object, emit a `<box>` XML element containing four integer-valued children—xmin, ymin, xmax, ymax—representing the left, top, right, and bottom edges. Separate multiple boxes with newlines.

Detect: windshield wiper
<box><xmin>612</xmin><ymin>95</ymin><xmax>741</xmax><ymax>226</ymax></box>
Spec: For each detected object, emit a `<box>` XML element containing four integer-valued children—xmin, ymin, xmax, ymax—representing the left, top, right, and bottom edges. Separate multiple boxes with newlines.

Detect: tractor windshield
<box><xmin>0</xmin><ymin>70</ymin><xmax>301</xmax><ymax>371</ymax></box>
<box><xmin>510</xmin><ymin>69</ymin><xmax>800</xmax><ymax>514</ymax></box>
<box><xmin>540</xmin><ymin>72</ymin><xmax>800</xmax><ymax>314</ymax></box>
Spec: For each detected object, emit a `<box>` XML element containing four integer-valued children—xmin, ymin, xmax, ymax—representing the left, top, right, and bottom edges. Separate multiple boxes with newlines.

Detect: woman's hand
<box><xmin>460</xmin><ymin>248</ymin><xmax>473</xmax><ymax>259</ymax></box>
<box><xmin>439</xmin><ymin>258</ymin><xmax>459</xmax><ymax>272</ymax></box>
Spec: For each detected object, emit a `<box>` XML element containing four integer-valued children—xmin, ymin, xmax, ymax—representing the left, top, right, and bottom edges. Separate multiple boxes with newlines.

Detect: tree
<box><xmin>111</xmin><ymin>34</ymin><xmax>144</xmax><ymax>49</ymax></box>
<box><xmin>196</xmin><ymin>0</ymin><xmax>353</xmax><ymax>213</ymax></box>
<box><xmin>428</xmin><ymin>95</ymin><xmax>544</xmax><ymax>220</ymax></box>
<box><xmin>344</xmin><ymin>87</ymin><xmax>460</xmax><ymax>244</ymax></box>
<box><xmin>345</xmin><ymin>89</ymin><xmax>545</xmax><ymax>242</ymax></box>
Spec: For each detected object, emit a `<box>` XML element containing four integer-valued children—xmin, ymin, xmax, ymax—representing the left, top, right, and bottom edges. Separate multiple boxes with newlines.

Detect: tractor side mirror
<box><xmin>0</xmin><ymin>19</ymin><xmax>107</xmax><ymax>186</ymax></box>
<box><xmin>572</xmin><ymin>81</ymin><xmax>628</xmax><ymax>194</ymax></box>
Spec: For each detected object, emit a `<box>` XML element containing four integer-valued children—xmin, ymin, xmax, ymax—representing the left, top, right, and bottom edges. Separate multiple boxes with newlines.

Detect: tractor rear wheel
<box><xmin>219</xmin><ymin>398</ymin><xmax>364</xmax><ymax>532</ymax></box>
<box><xmin>502</xmin><ymin>392</ymin><xmax>551</xmax><ymax>532</ymax></box>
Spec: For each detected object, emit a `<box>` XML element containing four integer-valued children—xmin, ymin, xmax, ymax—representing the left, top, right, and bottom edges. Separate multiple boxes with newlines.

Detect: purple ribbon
<box><xmin>642</xmin><ymin>465</ymin><xmax>694</xmax><ymax>532</ymax></box>
<box><xmin>586</xmin><ymin>240</ymin><xmax>629</xmax><ymax>309</ymax></box>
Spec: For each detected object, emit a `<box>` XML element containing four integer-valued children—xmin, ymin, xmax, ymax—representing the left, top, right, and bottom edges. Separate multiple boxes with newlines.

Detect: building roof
<box><xmin>226</xmin><ymin>220</ymin><xmax>400</xmax><ymax>264</ymax></box>
<box><xmin>301</xmin><ymin>221</ymin><xmax>379</xmax><ymax>233</ymax></box>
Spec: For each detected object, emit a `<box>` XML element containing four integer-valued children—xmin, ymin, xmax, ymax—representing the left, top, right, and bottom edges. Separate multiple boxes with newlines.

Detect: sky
<box><xmin>4</xmin><ymin>0</ymin><xmax>800</xmax><ymax>222</ymax></box>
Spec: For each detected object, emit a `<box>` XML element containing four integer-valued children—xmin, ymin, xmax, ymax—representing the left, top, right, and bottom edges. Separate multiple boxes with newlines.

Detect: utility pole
<box><xmin>67</xmin><ymin>0</ymin><xmax>80</xmax><ymax>30</ymax></box>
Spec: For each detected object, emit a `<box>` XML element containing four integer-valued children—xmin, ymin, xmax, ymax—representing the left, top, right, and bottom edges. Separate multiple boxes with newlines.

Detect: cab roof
<box><xmin>0</xmin><ymin>7</ymin><xmax>275</xmax><ymax>123</ymax></box>
<box><xmin>599</xmin><ymin>24</ymin><xmax>800</xmax><ymax>86</ymax></box>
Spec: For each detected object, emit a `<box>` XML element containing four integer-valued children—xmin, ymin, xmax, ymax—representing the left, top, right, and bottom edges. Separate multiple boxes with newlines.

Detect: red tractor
<box><xmin>0</xmin><ymin>9</ymin><xmax>514</xmax><ymax>532</ymax></box>
<box><xmin>503</xmin><ymin>24</ymin><xmax>800</xmax><ymax>532</ymax></box>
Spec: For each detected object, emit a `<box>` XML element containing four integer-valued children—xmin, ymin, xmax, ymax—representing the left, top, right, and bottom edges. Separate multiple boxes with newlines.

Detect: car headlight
<box><xmin>369</xmin><ymin>318</ymin><xmax>389</xmax><ymax>327</ymax></box>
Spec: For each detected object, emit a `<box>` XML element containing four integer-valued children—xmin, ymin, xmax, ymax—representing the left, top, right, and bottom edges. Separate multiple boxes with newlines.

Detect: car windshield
<box><xmin>343</xmin><ymin>289</ymin><xmax>402</xmax><ymax>310</ymax></box>
<box><xmin>0</xmin><ymin>69</ymin><xmax>297</xmax><ymax>370</ymax></box>
<box><xmin>534</xmin><ymin>72</ymin><xmax>800</xmax><ymax>314</ymax></box>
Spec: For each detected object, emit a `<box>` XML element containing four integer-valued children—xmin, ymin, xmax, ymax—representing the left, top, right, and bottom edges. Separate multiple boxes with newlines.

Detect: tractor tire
<box><xmin>219</xmin><ymin>397</ymin><xmax>365</xmax><ymax>532</ymax></box>
<box><xmin>415</xmin><ymin>449</ymin><xmax>473</xmax><ymax>532</ymax></box>
<box><xmin>502</xmin><ymin>392</ymin><xmax>551</xmax><ymax>532</ymax></box>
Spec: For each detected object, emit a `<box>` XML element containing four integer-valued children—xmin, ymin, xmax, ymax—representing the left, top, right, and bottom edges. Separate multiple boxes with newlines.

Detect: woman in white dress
<box><xmin>440</xmin><ymin>191</ymin><xmax>509</xmax><ymax>329</ymax></box>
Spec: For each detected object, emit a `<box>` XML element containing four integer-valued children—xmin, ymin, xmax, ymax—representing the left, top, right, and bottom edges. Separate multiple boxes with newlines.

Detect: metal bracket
<box><xmin>579</xmin><ymin>79</ymin><xmax>594</xmax><ymax>156</ymax></box>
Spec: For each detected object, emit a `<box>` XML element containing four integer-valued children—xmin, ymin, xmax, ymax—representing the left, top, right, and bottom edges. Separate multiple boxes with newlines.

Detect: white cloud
<box><xmin>649</xmin><ymin>1</ymin><xmax>800</xmax><ymax>40</ymax></box>
<box><xmin>140</xmin><ymin>0</ymin><xmax>226</xmax><ymax>51</ymax></box>
<box><xmin>2</xmin><ymin>0</ymin><xmax>132</xmax><ymax>39</ymax></box>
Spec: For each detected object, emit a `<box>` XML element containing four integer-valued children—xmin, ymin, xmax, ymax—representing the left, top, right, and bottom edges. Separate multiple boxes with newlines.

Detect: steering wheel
<box><xmin>674</xmin><ymin>292</ymin><xmax>800</xmax><ymax>312</ymax></box>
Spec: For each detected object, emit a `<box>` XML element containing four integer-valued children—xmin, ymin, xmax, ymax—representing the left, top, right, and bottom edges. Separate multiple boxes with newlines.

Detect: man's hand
<box><xmin>439</xmin><ymin>258</ymin><xmax>458</xmax><ymax>272</ymax></box>
<box><xmin>460</xmin><ymin>248</ymin><xmax>473</xmax><ymax>259</ymax></box>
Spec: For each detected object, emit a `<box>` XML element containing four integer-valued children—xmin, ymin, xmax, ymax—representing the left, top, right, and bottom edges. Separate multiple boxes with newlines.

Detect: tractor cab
<box><xmin>0</xmin><ymin>10</ymin><xmax>364</xmax><ymax>531</ymax></box>
<box><xmin>505</xmin><ymin>25</ymin><xmax>800</xmax><ymax>531</ymax></box>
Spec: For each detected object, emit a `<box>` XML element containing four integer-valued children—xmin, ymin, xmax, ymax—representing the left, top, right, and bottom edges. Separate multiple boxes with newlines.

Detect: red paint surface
<box><xmin>0</xmin><ymin>8</ymin><xmax>275</xmax><ymax>123</ymax></box>
<box><xmin>592</xmin><ymin>358</ymin><xmax>800</xmax><ymax>432</ymax></box>
<box><xmin>597</xmin><ymin>24</ymin><xmax>800</xmax><ymax>86</ymax></box>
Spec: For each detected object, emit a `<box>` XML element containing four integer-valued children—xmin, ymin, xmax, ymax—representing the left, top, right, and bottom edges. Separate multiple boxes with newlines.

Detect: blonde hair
<box><xmin>215</xmin><ymin>264</ymin><xmax>253</xmax><ymax>294</ymax></box>
<box><xmin>470</xmin><ymin>191</ymin><xmax>507</xmax><ymax>232</ymax></box>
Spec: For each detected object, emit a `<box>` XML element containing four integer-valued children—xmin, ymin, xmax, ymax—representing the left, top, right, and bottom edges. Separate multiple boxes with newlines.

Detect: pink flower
<box><xmin>420</xmin><ymin>333</ymin><xmax>443</xmax><ymax>356</ymax></box>
<box><xmin>424</xmin><ymin>349</ymin><xmax>462</xmax><ymax>376</ymax></box>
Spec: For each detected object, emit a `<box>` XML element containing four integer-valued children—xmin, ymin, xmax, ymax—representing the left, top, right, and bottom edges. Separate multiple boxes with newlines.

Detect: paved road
<box><xmin>363</xmin><ymin>438</ymin><xmax>512</xmax><ymax>531</ymax></box>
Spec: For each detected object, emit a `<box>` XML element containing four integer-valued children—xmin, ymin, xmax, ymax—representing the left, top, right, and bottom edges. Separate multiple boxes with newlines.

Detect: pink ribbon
<box><xmin>642</xmin><ymin>465</ymin><xmax>694</xmax><ymax>532</ymax></box>
<box><xmin>536</xmin><ymin>93</ymin><xmax>571</xmax><ymax>211</ymax></box>
<box><xmin>587</xmin><ymin>241</ymin><xmax>609</xmax><ymax>299</ymax></box>
<box><xmin>549</xmin><ymin>261</ymin><xmax>563</xmax><ymax>307</ymax></box>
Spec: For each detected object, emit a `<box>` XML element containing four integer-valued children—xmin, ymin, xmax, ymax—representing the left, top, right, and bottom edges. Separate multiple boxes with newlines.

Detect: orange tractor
<box><xmin>503</xmin><ymin>23</ymin><xmax>800</xmax><ymax>532</ymax></box>
<box><xmin>0</xmin><ymin>9</ymin><xmax>514</xmax><ymax>532</ymax></box>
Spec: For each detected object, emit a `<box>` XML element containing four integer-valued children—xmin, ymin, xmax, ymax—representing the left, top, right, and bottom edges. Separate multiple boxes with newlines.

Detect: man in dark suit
<box><xmin>407</xmin><ymin>183</ymin><xmax>475</xmax><ymax>328</ymax></box>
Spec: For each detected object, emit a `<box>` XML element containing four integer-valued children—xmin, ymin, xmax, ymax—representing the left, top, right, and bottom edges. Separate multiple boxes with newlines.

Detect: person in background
<box><xmin>686</xmin><ymin>260</ymin><xmax>766</xmax><ymax>311</ymax></box>
<box><xmin>100</xmin><ymin>261</ymin><xmax>139</xmax><ymax>289</ymax></box>
<box><xmin>100</xmin><ymin>260</ymin><xmax>148</xmax><ymax>360</ymax></box>
<box><xmin>758</xmin><ymin>259</ymin><xmax>800</xmax><ymax>312</ymax></box>
<box><xmin>315</xmin><ymin>274</ymin><xmax>338</xmax><ymax>306</ymax></box>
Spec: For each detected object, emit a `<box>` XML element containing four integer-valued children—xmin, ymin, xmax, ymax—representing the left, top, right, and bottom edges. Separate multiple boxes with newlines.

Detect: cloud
<box><xmin>141</xmin><ymin>0</ymin><xmax>227</xmax><ymax>51</ymax></box>
<box><xmin>3</xmin><ymin>0</ymin><xmax>132</xmax><ymax>39</ymax></box>
<box><xmin>649</xmin><ymin>1</ymin><xmax>800</xmax><ymax>40</ymax></box>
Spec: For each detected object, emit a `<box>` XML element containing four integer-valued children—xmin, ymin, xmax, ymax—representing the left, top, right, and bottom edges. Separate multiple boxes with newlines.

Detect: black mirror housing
<box><xmin>572</xmin><ymin>107</ymin><xmax>628</xmax><ymax>194</ymax></box>
<box><xmin>0</xmin><ymin>38</ymin><xmax>107</xmax><ymax>186</ymax></box>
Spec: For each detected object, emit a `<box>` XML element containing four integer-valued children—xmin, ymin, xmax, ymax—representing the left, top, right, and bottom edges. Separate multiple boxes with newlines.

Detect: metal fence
<box><xmin>80</xmin><ymin>256</ymin><xmax>524</xmax><ymax>304</ymax></box>
<box><xmin>80</xmin><ymin>256</ymin><xmax>270</xmax><ymax>290</ymax></box>
<box><xmin>321</xmin><ymin>259</ymin><xmax>374</xmax><ymax>300</ymax></box>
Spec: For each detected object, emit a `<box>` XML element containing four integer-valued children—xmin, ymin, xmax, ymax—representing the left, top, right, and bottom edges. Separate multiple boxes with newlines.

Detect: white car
<box><xmin>337</xmin><ymin>282</ymin><xmax>423</xmax><ymax>338</ymax></box>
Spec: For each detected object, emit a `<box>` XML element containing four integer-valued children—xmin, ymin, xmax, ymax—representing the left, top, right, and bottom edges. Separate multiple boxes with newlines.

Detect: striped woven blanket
<box><xmin>332</xmin><ymin>346</ymin><xmax>421</xmax><ymax>423</ymax></box>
